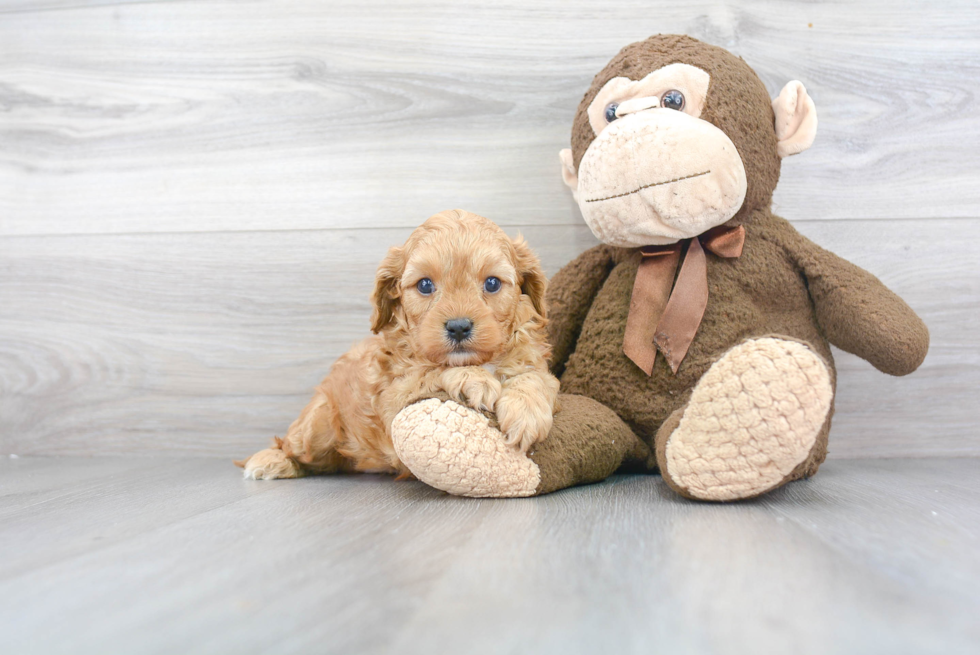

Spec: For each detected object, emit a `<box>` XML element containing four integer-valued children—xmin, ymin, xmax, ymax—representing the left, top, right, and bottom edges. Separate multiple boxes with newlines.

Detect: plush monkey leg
<box><xmin>391</xmin><ymin>393</ymin><xmax>652</xmax><ymax>497</ymax></box>
<box><xmin>655</xmin><ymin>337</ymin><xmax>834</xmax><ymax>502</ymax></box>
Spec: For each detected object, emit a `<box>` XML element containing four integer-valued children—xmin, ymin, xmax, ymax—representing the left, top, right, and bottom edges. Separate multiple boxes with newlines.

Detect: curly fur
<box><xmin>237</xmin><ymin>209</ymin><xmax>559</xmax><ymax>480</ymax></box>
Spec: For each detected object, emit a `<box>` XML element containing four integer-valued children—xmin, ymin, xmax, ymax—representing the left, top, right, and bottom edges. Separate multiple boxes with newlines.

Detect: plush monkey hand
<box><xmin>788</xmin><ymin>237</ymin><xmax>930</xmax><ymax>376</ymax></box>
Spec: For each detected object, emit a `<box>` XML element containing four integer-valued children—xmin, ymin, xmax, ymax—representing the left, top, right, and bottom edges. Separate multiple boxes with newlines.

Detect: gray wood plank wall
<box><xmin>2</xmin><ymin>1</ymin><xmax>978</xmax><ymax>458</ymax></box>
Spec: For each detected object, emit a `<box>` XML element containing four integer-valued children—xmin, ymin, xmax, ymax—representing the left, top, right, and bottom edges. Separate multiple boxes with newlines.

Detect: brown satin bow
<box><xmin>623</xmin><ymin>224</ymin><xmax>745</xmax><ymax>375</ymax></box>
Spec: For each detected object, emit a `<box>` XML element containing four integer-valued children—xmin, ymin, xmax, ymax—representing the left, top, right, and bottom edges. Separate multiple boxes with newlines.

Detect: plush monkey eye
<box><xmin>416</xmin><ymin>278</ymin><xmax>435</xmax><ymax>295</ymax></box>
<box><xmin>661</xmin><ymin>89</ymin><xmax>685</xmax><ymax>111</ymax></box>
<box><xmin>604</xmin><ymin>103</ymin><xmax>619</xmax><ymax>123</ymax></box>
<box><xmin>484</xmin><ymin>277</ymin><xmax>501</xmax><ymax>293</ymax></box>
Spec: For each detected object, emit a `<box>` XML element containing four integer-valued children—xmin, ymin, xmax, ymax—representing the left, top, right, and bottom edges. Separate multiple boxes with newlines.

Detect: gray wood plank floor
<box><xmin>1</xmin><ymin>456</ymin><xmax>978</xmax><ymax>655</ymax></box>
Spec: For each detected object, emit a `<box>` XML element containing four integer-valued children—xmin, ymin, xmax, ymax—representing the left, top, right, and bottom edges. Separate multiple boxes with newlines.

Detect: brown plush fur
<box><xmin>237</xmin><ymin>209</ymin><xmax>559</xmax><ymax>479</ymax></box>
<box><xmin>529</xmin><ymin>394</ymin><xmax>655</xmax><ymax>495</ymax></box>
<box><xmin>570</xmin><ymin>34</ymin><xmax>781</xmax><ymax>220</ymax></box>
<box><xmin>548</xmin><ymin>35</ymin><xmax>929</xmax><ymax>492</ymax></box>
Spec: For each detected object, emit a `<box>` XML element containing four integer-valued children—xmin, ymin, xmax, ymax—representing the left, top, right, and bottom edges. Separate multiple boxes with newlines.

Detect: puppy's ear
<box><xmin>370</xmin><ymin>245</ymin><xmax>405</xmax><ymax>333</ymax></box>
<box><xmin>512</xmin><ymin>234</ymin><xmax>547</xmax><ymax>318</ymax></box>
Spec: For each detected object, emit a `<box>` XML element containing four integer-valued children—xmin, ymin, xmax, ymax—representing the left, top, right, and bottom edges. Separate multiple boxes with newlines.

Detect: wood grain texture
<box><xmin>1</xmin><ymin>457</ymin><xmax>977</xmax><ymax>655</ymax></box>
<box><xmin>1</xmin><ymin>220</ymin><xmax>975</xmax><ymax>458</ymax></box>
<box><xmin>1</xmin><ymin>0</ymin><xmax>979</xmax><ymax>236</ymax></box>
<box><xmin>1</xmin><ymin>1</ymin><xmax>978</xmax><ymax>459</ymax></box>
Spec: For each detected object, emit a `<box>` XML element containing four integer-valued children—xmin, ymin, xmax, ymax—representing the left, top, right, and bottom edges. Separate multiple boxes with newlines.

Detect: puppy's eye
<box><xmin>661</xmin><ymin>90</ymin><xmax>685</xmax><ymax>111</ymax></box>
<box><xmin>416</xmin><ymin>278</ymin><xmax>435</xmax><ymax>295</ymax></box>
<box><xmin>604</xmin><ymin>103</ymin><xmax>619</xmax><ymax>123</ymax></box>
<box><xmin>484</xmin><ymin>277</ymin><xmax>501</xmax><ymax>293</ymax></box>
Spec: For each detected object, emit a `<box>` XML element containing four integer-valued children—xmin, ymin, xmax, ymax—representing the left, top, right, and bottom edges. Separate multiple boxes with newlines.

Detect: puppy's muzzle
<box><xmin>445</xmin><ymin>318</ymin><xmax>474</xmax><ymax>343</ymax></box>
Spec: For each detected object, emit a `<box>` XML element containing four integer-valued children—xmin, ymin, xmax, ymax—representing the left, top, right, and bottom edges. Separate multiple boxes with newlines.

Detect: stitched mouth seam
<box><xmin>584</xmin><ymin>170</ymin><xmax>711</xmax><ymax>203</ymax></box>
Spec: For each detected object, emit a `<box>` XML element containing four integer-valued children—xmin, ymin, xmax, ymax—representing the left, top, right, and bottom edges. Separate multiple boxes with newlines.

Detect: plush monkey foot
<box><xmin>656</xmin><ymin>337</ymin><xmax>833</xmax><ymax>501</ymax></box>
<box><xmin>391</xmin><ymin>398</ymin><xmax>541</xmax><ymax>497</ymax></box>
<box><xmin>392</xmin><ymin>394</ymin><xmax>653</xmax><ymax>498</ymax></box>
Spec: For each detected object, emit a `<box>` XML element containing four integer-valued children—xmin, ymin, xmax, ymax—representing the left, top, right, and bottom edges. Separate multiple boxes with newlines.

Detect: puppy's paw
<box><xmin>496</xmin><ymin>389</ymin><xmax>554</xmax><ymax>453</ymax></box>
<box><xmin>241</xmin><ymin>448</ymin><xmax>303</xmax><ymax>480</ymax></box>
<box><xmin>440</xmin><ymin>366</ymin><xmax>502</xmax><ymax>412</ymax></box>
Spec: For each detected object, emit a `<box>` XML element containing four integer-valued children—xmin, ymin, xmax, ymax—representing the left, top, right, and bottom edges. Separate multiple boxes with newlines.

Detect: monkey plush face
<box><xmin>560</xmin><ymin>35</ymin><xmax>817</xmax><ymax>247</ymax></box>
<box><xmin>568</xmin><ymin>63</ymin><xmax>747</xmax><ymax>246</ymax></box>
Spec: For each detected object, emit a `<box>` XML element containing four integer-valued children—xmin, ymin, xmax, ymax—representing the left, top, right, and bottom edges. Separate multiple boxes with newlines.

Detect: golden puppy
<box><xmin>237</xmin><ymin>209</ymin><xmax>559</xmax><ymax>480</ymax></box>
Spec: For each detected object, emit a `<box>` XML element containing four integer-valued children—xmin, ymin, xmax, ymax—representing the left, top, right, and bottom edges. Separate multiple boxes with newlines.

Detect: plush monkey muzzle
<box><xmin>559</xmin><ymin>52</ymin><xmax>818</xmax><ymax>249</ymax></box>
<box><xmin>573</xmin><ymin>107</ymin><xmax>747</xmax><ymax>247</ymax></box>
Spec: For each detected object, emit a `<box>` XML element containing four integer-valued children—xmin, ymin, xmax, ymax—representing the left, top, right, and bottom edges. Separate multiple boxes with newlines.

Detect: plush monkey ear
<box><xmin>512</xmin><ymin>234</ymin><xmax>547</xmax><ymax>318</ymax></box>
<box><xmin>370</xmin><ymin>245</ymin><xmax>404</xmax><ymax>333</ymax></box>
<box><xmin>559</xmin><ymin>149</ymin><xmax>579</xmax><ymax>196</ymax></box>
<box><xmin>772</xmin><ymin>81</ymin><xmax>817</xmax><ymax>158</ymax></box>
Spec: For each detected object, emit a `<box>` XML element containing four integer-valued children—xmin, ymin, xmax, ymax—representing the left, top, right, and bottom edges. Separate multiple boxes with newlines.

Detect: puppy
<box><xmin>238</xmin><ymin>209</ymin><xmax>560</xmax><ymax>480</ymax></box>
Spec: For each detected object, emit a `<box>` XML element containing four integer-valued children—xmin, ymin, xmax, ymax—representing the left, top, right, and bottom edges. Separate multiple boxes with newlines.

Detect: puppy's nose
<box><xmin>445</xmin><ymin>318</ymin><xmax>474</xmax><ymax>343</ymax></box>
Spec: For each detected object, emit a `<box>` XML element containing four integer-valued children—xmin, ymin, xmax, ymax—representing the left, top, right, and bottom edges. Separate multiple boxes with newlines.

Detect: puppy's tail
<box><xmin>233</xmin><ymin>436</ymin><xmax>285</xmax><ymax>468</ymax></box>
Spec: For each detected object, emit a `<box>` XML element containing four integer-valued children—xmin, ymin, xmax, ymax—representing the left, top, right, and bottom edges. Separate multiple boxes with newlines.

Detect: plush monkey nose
<box><xmin>615</xmin><ymin>95</ymin><xmax>660</xmax><ymax>118</ymax></box>
<box><xmin>445</xmin><ymin>318</ymin><xmax>474</xmax><ymax>343</ymax></box>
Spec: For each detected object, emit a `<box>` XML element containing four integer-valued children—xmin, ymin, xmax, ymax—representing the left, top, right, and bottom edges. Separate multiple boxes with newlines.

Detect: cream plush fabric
<box><xmin>392</xmin><ymin>398</ymin><xmax>541</xmax><ymax>497</ymax></box>
<box><xmin>663</xmin><ymin>338</ymin><xmax>833</xmax><ymax>500</ymax></box>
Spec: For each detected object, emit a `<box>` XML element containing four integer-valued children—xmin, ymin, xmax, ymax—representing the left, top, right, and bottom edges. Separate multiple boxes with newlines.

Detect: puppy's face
<box><xmin>371</xmin><ymin>210</ymin><xmax>546</xmax><ymax>367</ymax></box>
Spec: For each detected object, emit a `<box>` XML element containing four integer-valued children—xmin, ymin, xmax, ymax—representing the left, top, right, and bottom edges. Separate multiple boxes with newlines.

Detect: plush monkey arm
<box><xmin>546</xmin><ymin>245</ymin><xmax>616</xmax><ymax>377</ymax></box>
<box><xmin>790</xmin><ymin>237</ymin><xmax>929</xmax><ymax>376</ymax></box>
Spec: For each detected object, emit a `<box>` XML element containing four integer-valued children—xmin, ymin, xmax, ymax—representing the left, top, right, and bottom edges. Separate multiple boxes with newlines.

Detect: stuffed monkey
<box><xmin>391</xmin><ymin>34</ymin><xmax>928</xmax><ymax>500</ymax></box>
